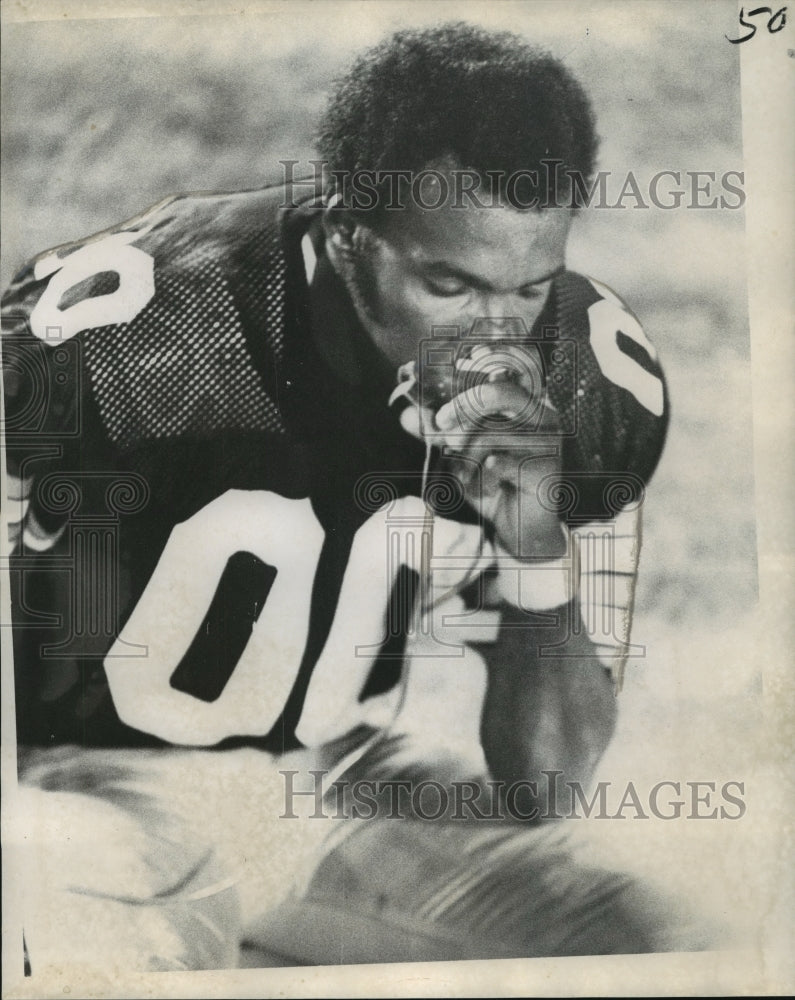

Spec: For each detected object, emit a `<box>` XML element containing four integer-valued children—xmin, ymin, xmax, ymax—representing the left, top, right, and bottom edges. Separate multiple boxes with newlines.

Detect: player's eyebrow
<box><xmin>419</xmin><ymin>261</ymin><xmax>565</xmax><ymax>292</ymax></box>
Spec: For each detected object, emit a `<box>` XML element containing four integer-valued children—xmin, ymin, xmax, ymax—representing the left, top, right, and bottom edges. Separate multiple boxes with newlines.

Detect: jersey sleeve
<box><xmin>2</xmin><ymin>259</ymin><xmax>94</xmax><ymax>553</ymax></box>
<box><xmin>2</xmin><ymin>197</ymin><xmax>177</xmax><ymax>550</ymax></box>
<box><xmin>2</xmin><ymin>190</ymin><xmax>294</xmax><ymax>550</ymax></box>
<box><xmin>546</xmin><ymin>270</ymin><xmax>669</xmax><ymax>525</ymax></box>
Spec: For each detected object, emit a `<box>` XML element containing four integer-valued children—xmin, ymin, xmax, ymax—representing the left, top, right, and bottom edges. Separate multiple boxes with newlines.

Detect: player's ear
<box><xmin>322</xmin><ymin>206</ymin><xmax>366</xmax><ymax>262</ymax></box>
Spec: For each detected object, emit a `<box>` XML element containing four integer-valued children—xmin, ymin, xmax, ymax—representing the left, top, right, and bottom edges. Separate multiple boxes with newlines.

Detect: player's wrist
<box><xmin>493</xmin><ymin>504</ymin><xmax>569</xmax><ymax>561</ymax></box>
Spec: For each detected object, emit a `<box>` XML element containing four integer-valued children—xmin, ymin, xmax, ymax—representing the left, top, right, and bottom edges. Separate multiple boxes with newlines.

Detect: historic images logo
<box><xmin>281</xmin><ymin>770</ymin><xmax>747</xmax><ymax>822</ymax></box>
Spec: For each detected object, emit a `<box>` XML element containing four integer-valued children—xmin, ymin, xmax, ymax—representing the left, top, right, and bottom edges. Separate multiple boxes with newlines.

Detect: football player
<box><xmin>3</xmin><ymin>23</ymin><xmax>709</xmax><ymax>973</ymax></box>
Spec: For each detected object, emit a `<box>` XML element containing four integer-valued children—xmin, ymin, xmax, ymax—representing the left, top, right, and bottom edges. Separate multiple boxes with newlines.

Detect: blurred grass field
<box><xmin>0</xmin><ymin>0</ymin><xmax>772</xmax><ymax>950</ymax></box>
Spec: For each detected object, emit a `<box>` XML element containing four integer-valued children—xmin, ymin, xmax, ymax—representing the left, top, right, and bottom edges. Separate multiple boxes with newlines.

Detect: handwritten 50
<box><xmin>726</xmin><ymin>5</ymin><xmax>788</xmax><ymax>43</ymax></box>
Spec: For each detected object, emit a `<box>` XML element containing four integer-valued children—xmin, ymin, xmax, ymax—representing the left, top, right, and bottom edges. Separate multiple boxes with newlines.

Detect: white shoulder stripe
<box><xmin>585</xmin><ymin>277</ymin><xmax>664</xmax><ymax>417</ymax></box>
<box><xmin>301</xmin><ymin>232</ymin><xmax>317</xmax><ymax>285</ymax></box>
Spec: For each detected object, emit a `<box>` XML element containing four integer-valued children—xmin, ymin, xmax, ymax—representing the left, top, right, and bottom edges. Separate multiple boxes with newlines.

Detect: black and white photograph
<box><xmin>1</xmin><ymin>0</ymin><xmax>792</xmax><ymax>996</ymax></box>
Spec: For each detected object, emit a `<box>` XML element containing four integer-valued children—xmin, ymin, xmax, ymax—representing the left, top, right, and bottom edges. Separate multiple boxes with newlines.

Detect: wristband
<box><xmin>493</xmin><ymin>533</ymin><xmax>579</xmax><ymax>611</ymax></box>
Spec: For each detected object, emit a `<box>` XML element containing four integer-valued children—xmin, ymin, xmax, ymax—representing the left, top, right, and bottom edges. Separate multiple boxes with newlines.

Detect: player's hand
<box><xmin>399</xmin><ymin>345</ymin><xmax>568</xmax><ymax>560</ymax></box>
<box><xmin>437</xmin><ymin>380</ymin><xmax>566</xmax><ymax>560</ymax></box>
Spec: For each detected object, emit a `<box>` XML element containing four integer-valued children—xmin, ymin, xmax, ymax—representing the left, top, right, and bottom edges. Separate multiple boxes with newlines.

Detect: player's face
<box><xmin>337</xmin><ymin>190</ymin><xmax>573</xmax><ymax>372</ymax></box>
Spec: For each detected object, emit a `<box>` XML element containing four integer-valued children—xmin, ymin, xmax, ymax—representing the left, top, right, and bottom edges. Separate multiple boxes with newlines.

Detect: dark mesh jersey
<box><xmin>2</xmin><ymin>183</ymin><xmax>668</xmax><ymax>750</ymax></box>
